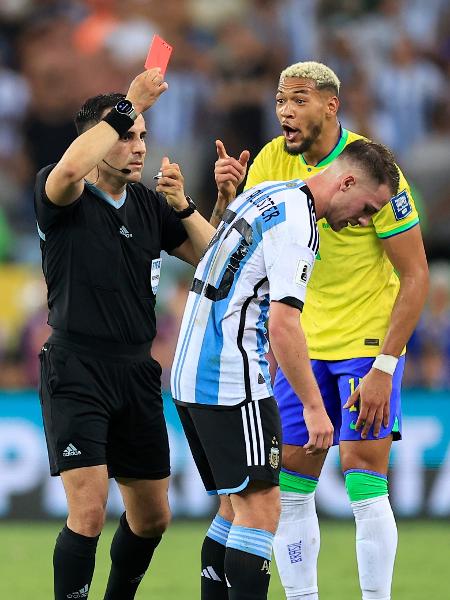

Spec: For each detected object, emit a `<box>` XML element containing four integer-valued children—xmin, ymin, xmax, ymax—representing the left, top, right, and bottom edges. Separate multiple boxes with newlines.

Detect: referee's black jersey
<box><xmin>34</xmin><ymin>164</ymin><xmax>188</xmax><ymax>345</ymax></box>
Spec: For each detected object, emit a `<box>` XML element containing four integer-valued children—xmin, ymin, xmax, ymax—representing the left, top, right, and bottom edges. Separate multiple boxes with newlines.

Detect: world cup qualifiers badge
<box><xmin>269</xmin><ymin>436</ymin><xmax>280</xmax><ymax>469</ymax></box>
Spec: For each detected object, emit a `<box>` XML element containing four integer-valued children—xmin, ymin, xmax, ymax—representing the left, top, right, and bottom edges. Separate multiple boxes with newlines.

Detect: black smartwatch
<box><xmin>175</xmin><ymin>196</ymin><xmax>197</xmax><ymax>219</ymax></box>
<box><xmin>115</xmin><ymin>99</ymin><xmax>138</xmax><ymax>121</ymax></box>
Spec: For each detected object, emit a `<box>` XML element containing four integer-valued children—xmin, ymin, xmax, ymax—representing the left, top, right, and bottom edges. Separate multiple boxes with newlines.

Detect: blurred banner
<box><xmin>0</xmin><ymin>389</ymin><xmax>449</xmax><ymax>519</ymax></box>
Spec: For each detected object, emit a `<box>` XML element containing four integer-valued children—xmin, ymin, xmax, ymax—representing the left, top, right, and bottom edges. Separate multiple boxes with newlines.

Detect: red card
<box><xmin>145</xmin><ymin>34</ymin><xmax>172</xmax><ymax>77</ymax></box>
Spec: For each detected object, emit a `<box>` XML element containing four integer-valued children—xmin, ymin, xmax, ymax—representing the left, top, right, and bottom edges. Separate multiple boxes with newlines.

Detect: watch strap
<box><xmin>175</xmin><ymin>196</ymin><xmax>197</xmax><ymax>219</ymax></box>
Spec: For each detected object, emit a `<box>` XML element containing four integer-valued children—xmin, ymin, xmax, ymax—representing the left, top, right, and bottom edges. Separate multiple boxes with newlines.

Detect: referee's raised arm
<box><xmin>45</xmin><ymin>68</ymin><xmax>167</xmax><ymax>206</ymax></box>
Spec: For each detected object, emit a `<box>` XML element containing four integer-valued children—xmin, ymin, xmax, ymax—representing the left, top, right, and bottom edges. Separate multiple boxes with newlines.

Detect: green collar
<box><xmin>300</xmin><ymin>127</ymin><xmax>349</xmax><ymax>168</ymax></box>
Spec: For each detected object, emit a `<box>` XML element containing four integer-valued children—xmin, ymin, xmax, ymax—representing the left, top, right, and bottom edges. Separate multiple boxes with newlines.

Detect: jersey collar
<box><xmin>299</xmin><ymin>125</ymin><xmax>349</xmax><ymax>168</ymax></box>
<box><xmin>85</xmin><ymin>181</ymin><xmax>127</xmax><ymax>209</ymax></box>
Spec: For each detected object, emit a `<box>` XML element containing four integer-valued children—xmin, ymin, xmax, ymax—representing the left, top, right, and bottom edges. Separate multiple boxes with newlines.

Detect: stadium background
<box><xmin>0</xmin><ymin>1</ymin><xmax>449</xmax><ymax>598</ymax></box>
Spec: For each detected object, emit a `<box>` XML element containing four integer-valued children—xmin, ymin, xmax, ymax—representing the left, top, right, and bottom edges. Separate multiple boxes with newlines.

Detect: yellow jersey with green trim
<box><xmin>244</xmin><ymin>128</ymin><xmax>419</xmax><ymax>359</ymax></box>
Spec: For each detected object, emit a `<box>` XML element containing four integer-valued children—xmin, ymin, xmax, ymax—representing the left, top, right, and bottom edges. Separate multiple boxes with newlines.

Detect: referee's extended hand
<box><xmin>214</xmin><ymin>140</ymin><xmax>250</xmax><ymax>201</ymax></box>
<box><xmin>303</xmin><ymin>405</ymin><xmax>334</xmax><ymax>455</ymax></box>
<box><xmin>126</xmin><ymin>68</ymin><xmax>168</xmax><ymax>115</ymax></box>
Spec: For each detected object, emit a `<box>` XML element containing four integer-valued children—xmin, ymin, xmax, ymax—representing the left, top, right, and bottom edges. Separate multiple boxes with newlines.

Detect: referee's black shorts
<box><xmin>176</xmin><ymin>397</ymin><xmax>282</xmax><ymax>496</ymax></box>
<box><xmin>39</xmin><ymin>331</ymin><xmax>169</xmax><ymax>479</ymax></box>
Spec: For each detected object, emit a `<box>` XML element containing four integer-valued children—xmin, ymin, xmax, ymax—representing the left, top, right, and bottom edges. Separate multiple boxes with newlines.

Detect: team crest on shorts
<box><xmin>390</xmin><ymin>189</ymin><xmax>412</xmax><ymax>221</ymax></box>
<box><xmin>151</xmin><ymin>257</ymin><xmax>162</xmax><ymax>295</ymax></box>
<box><xmin>269</xmin><ymin>436</ymin><xmax>280</xmax><ymax>469</ymax></box>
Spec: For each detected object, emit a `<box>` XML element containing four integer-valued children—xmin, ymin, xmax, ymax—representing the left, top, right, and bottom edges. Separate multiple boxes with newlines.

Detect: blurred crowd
<box><xmin>0</xmin><ymin>0</ymin><xmax>449</xmax><ymax>390</ymax></box>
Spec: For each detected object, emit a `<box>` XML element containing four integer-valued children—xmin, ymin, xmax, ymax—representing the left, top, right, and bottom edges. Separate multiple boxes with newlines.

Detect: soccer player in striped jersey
<box><xmin>171</xmin><ymin>139</ymin><xmax>400</xmax><ymax>600</ymax></box>
<box><xmin>214</xmin><ymin>62</ymin><xmax>429</xmax><ymax>600</ymax></box>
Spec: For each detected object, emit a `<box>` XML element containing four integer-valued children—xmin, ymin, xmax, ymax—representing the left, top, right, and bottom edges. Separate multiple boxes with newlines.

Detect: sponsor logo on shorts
<box><xmin>350</xmin><ymin>421</ymin><xmax>357</xmax><ymax>431</ymax></box>
<box><xmin>287</xmin><ymin>541</ymin><xmax>302</xmax><ymax>563</ymax></box>
<box><xmin>63</xmin><ymin>444</ymin><xmax>81</xmax><ymax>457</ymax></box>
<box><xmin>269</xmin><ymin>436</ymin><xmax>279</xmax><ymax>469</ymax></box>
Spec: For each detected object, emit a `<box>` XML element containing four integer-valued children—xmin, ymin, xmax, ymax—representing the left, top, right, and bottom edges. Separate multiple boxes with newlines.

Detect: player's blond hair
<box><xmin>280</xmin><ymin>61</ymin><xmax>340</xmax><ymax>95</ymax></box>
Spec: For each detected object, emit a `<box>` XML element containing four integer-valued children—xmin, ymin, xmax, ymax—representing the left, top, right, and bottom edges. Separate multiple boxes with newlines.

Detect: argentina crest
<box><xmin>269</xmin><ymin>436</ymin><xmax>280</xmax><ymax>469</ymax></box>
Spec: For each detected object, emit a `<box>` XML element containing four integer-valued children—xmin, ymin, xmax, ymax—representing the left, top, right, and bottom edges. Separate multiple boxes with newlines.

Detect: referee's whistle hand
<box><xmin>156</xmin><ymin>156</ymin><xmax>186</xmax><ymax>209</ymax></box>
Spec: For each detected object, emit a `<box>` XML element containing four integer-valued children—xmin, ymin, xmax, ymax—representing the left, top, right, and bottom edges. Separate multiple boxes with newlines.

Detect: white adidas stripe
<box><xmin>241</xmin><ymin>402</ymin><xmax>265</xmax><ymax>466</ymax></box>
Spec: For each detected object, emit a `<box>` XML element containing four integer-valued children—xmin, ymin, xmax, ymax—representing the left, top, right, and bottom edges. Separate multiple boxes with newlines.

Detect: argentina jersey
<box><xmin>171</xmin><ymin>180</ymin><xmax>319</xmax><ymax>407</ymax></box>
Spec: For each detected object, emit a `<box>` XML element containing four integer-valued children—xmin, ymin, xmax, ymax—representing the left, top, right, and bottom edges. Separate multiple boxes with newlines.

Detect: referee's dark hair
<box><xmin>339</xmin><ymin>139</ymin><xmax>400</xmax><ymax>195</ymax></box>
<box><xmin>75</xmin><ymin>93</ymin><xmax>126</xmax><ymax>135</ymax></box>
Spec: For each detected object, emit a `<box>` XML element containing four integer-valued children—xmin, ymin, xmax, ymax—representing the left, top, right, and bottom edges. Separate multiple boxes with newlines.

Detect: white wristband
<box><xmin>372</xmin><ymin>354</ymin><xmax>398</xmax><ymax>376</ymax></box>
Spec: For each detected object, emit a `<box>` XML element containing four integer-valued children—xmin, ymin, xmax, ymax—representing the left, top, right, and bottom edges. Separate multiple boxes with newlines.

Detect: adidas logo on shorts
<box><xmin>63</xmin><ymin>444</ymin><xmax>81</xmax><ymax>457</ymax></box>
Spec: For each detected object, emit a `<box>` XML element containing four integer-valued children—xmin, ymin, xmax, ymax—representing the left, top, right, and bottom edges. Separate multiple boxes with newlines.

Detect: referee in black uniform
<box><xmin>34</xmin><ymin>68</ymin><xmax>236</xmax><ymax>600</ymax></box>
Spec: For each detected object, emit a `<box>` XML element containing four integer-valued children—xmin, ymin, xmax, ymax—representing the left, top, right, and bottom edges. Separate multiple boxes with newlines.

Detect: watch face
<box><xmin>116</xmin><ymin>99</ymin><xmax>133</xmax><ymax>115</ymax></box>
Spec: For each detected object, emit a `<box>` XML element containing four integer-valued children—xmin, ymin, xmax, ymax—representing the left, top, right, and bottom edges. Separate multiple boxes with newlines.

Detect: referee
<box><xmin>34</xmin><ymin>68</ymin><xmax>233</xmax><ymax>600</ymax></box>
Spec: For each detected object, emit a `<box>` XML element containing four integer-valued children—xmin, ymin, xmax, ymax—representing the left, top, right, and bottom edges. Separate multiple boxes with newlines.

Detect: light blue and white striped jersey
<box><xmin>171</xmin><ymin>180</ymin><xmax>319</xmax><ymax>407</ymax></box>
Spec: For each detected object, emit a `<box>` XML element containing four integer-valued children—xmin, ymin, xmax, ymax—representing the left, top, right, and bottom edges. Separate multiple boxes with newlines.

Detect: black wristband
<box><xmin>102</xmin><ymin>108</ymin><xmax>134</xmax><ymax>136</ymax></box>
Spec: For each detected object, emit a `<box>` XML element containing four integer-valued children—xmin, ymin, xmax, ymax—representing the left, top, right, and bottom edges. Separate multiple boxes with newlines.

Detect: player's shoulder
<box><xmin>35</xmin><ymin>163</ymin><xmax>56</xmax><ymax>187</ymax></box>
<box><xmin>257</xmin><ymin>136</ymin><xmax>285</xmax><ymax>158</ymax></box>
<box><xmin>344</xmin><ymin>129</ymin><xmax>367</xmax><ymax>145</ymax></box>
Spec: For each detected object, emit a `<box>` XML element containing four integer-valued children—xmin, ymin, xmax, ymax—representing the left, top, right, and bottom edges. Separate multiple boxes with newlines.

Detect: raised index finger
<box><xmin>216</xmin><ymin>140</ymin><xmax>229</xmax><ymax>159</ymax></box>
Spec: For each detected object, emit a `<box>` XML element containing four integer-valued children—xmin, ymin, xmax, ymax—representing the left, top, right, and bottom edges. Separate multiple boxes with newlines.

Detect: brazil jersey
<box><xmin>245</xmin><ymin>128</ymin><xmax>419</xmax><ymax>360</ymax></box>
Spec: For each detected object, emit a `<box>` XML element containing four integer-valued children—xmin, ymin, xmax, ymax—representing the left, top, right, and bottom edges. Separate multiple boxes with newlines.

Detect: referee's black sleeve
<box><xmin>34</xmin><ymin>164</ymin><xmax>81</xmax><ymax>234</ymax></box>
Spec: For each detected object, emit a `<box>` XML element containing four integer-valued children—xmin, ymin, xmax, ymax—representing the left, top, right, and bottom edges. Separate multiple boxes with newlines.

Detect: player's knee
<box><xmin>132</xmin><ymin>506</ymin><xmax>172</xmax><ymax>538</ymax></box>
<box><xmin>69</xmin><ymin>503</ymin><xmax>107</xmax><ymax>536</ymax></box>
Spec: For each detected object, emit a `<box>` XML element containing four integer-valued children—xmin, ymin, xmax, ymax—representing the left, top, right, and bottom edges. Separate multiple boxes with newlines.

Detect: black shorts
<box><xmin>176</xmin><ymin>397</ymin><xmax>282</xmax><ymax>495</ymax></box>
<box><xmin>39</xmin><ymin>331</ymin><xmax>169</xmax><ymax>479</ymax></box>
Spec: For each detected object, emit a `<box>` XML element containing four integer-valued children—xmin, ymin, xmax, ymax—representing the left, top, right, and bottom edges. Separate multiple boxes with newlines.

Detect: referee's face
<box><xmin>276</xmin><ymin>77</ymin><xmax>337</xmax><ymax>155</ymax></box>
<box><xmin>103</xmin><ymin>113</ymin><xmax>147</xmax><ymax>182</ymax></box>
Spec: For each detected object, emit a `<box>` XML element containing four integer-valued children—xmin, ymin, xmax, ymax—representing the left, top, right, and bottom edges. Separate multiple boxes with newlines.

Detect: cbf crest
<box><xmin>151</xmin><ymin>257</ymin><xmax>162</xmax><ymax>295</ymax></box>
<box><xmin>269</xmin><ymin>436</ymin><xmax>280</xmax><ymax>469</ymax></box>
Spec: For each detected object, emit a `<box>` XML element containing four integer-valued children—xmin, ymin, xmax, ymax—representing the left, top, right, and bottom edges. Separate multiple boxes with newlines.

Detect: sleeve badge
<box><xmin>390</xmin><ymin>190</ymin><xmax>412</xmax><ymax>221</ymax></box>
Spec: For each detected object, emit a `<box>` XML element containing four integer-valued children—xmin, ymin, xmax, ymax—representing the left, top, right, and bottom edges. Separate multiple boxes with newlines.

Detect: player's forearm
<box><xmin>381</xmin><ymin>267</ymin><xmax>429</xmax><ymax>356</ymax></box>
<box><xmin>182</xmin><ymin>211</ymin><xmax>215</xmax><ymax>261</ymax></box>
<box><xmin>270</xmin><ymin>320</ymin><xmax>323</xmax><ymax>410</ymax></box>
<box><xmin>210</xmin><ymin>191</ymin><xmax>235</xmax><ymax>228</ymax></box>
<box><xmin>54</xmin><ymin>122</ymin><xmax>121</xmax><ymax>183</ymax></box>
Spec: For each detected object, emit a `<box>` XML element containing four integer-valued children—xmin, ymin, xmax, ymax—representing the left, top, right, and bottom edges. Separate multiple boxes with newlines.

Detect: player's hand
<box><xmin>343</xmin><ymin>368</ymin><xmax>392</xmax><ymax>439</ymax></box>
<box><xmin>126</xmin><ymin>68</ymin><xmax>168</xmax><ymax>114</ymax></box>
<box><xmin>303</xmin><ymin>405</ymin><xmax>334</xmax><ymax>455</ymax></box>
<box><xmin>156</xmin><ymin>156</ymin><xmax>187</xmax><ymax>210</ymax></box>
<box><xmin>214</xmin><ymin>140</ymin><xmax>250</xmax><ymax>201</ymax></box>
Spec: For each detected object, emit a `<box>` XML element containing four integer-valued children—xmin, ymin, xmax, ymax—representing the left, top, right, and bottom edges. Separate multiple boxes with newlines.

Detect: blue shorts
<box><xmin>274</xmin><ymin>356</ymin><xmax>404</xmax><ymax>447</ymax></box>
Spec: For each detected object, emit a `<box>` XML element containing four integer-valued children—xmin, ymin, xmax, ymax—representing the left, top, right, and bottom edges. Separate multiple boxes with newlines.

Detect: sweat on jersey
<box><xmin>171</xmin><ymin>180</ymin><xmax>319</xmax><ymax>407</ymax></box>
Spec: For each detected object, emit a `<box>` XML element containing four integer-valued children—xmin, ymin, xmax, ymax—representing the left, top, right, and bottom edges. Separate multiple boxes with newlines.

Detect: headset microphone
<box><xmin>103</xmin><ymin>159</ymin><xmax>131</xmax><ymax>175</ymax></box>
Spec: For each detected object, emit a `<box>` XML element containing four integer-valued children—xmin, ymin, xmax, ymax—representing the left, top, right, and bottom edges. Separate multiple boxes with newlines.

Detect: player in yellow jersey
<box><xmin>213</xmin><ymin>62</ymin><xmax>429</xmax><ymax>600</ymax></box>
